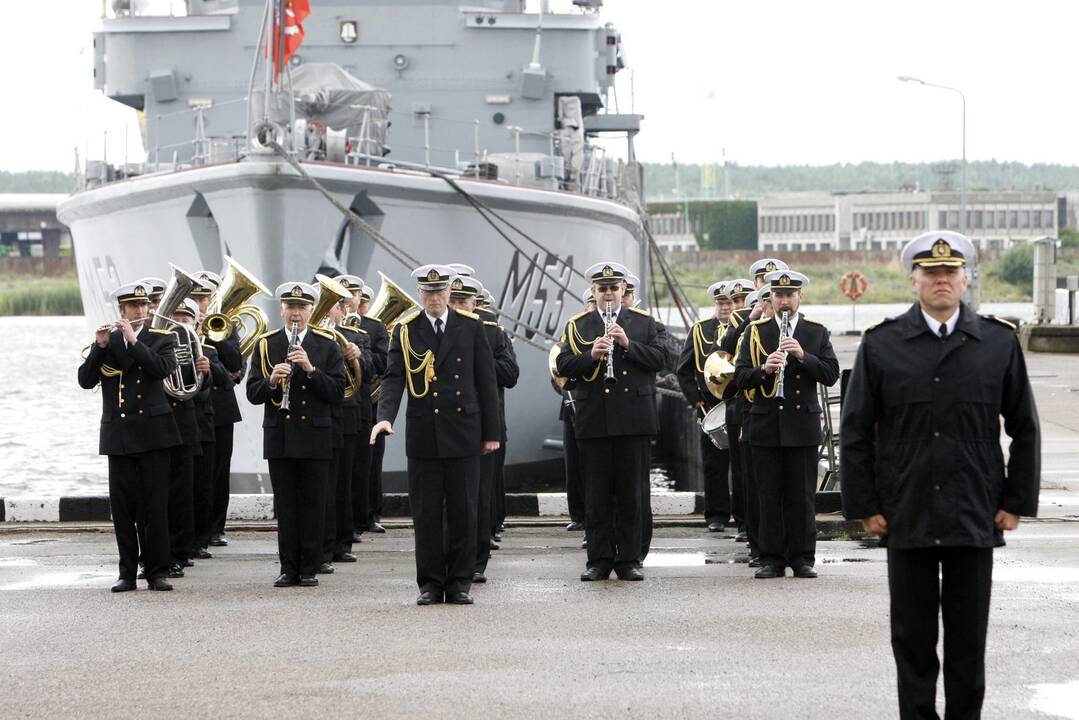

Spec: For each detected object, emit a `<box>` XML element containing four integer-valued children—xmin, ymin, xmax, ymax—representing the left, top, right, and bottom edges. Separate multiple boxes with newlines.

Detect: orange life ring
<box><xmin>840</xmin><ymin>271</ymin><xmax>868</xmax><ymax>301</ymax></box>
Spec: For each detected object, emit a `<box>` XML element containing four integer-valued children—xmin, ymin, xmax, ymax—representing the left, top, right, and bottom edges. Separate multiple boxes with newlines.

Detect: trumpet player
<box><xmin>77</xmin><ymin>281</ymin><xmax>182</xmax><ymax>592</ymax></box>
<box><xmin>733</xmin><ymin>270</ymin><xmax>838</xmax><ymax>579</ymax></box>
<box><xmin>555</xmin><ymin>262</ymin><xmax>669</xmax><ymax>582</ymax></box>
<box><xmin>247</xmin><ymin>282</ymin><xmax>346</xmax><ymax>588</ymax></box>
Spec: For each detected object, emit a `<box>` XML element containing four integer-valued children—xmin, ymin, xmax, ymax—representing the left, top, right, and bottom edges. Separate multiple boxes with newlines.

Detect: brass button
<box><xmin>301</xmin><ymin>415</ymin><xmax>307</xmax><ymax>420</ymax></box>
<box><xmin>136</xmin><ymin>379</ymin><xmax>141</xmax><ymax>384</ymax></box>
<box><xmin>434</xmin><ymin>409</ymin><xmax>440</xmax><ymax>415</ymax></box>
<box><xmin>456</xmin><ymin>391</ymin><xmax>461</xmax><ymax>396</ymax></box>
<box><xmin>456</xmin><ymin>407</ymin><xmax>462</xmax><ymax>413</ymax></box>
<box><xmin>301</xmin><ymin>400</ymin><xmax>307</xmax><ymax>405</ymax></box>
<box><xmin>433</xmin><ymin>392</ymin><xmax>439</xmax><ymax>397</ymax></box>
<box><xmin>795</xmin><ymin>390</ymin><xmax>800</xmax><ymax>395</ymax></box>
<box><xmin>120</xmin><ymin>412</ymin><xmax>126</xmax><ymax>418</ymax></box>
<box><xmin>302</xmin><ymin>385</ymin><xmax>307</xmax><ymax>390</ymax></box>
<box><xmin>119</xmin><ymin>384</ymin><xmax>125</xmax><ymax>389</ymax></box>
<box><xmin>622</xmin><ymin>370</ymin><xmax>627</xmax><ymax>376</ymax></box>
<box><xmin>604</xmin><ymin>388</ymin><xmax>610</xmax><ymax>394</ymax></box>
<box><xmin>456</xmin><ymin>357</ymin><xmax>462</xmax><ymax>363</ymax></box>
<box><xmin>137</xmin><ymin>394</ymin><xmax>142</xmax><ymax>399</ymax></box>
<box><xmin>778</xmin><ymin>405</ymin><xmax>784</xmax><ymax>410</ymax></box>
<box><xmin>796</xmin><ymin>404</ymin><xmax>801</xmax><ymax>410</ymax></box>
<box><xmin>453</xmin><ymin>374</ymin><xmax>459</xmax><ymax>380</ymax></box>
<box><xmin>794</xmin><ymin>375</ymin><xmax>800</xmax><ymax>380</ymax></box>
<box><xmin>624</xmin><ymin>388</ymin><xmax>629</xmax><ymax>393</ymax></box>
<box><xmin>432</xmin><ymin>376</ymin><xmax>438</xmax><ymax>382</ymax></box>
<box><xmin>172</xmin><ymin>402</ymin><xmax>178</xmax><ymax>407</ymax></box>
<box><xmin>138</xmin><ymin>410</ymin><xmax>144</xmax><ymax>415</ymax></box>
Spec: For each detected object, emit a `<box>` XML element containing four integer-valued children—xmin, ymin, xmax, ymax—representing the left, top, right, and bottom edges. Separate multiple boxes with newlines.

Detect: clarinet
<box><xmin>280</xmin><ymin>320</ymin><xmax>299</xmax><ymax>412</ymax></box>
<box><xmin>775</xmin><ymin>310</ymin><xmax>790</xmax><ymax>399</ymax></box>
<box><xmin>603</xmin><ymin>301</ymin><xmax>617</xmax><ymax>386</ymax></box>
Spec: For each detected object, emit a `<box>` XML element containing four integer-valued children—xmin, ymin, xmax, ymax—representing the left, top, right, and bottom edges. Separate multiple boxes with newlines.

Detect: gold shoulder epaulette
<box><xmin>257</xmin><ymin>328</ymin><xmax>282</xmax><ymax>340</ymax></box>
<box><xmin>454</xmin><ymin>308</ymin><xmax>480</xmax><ymax>320</ymax></box>
<box><xmin>309</xmin><ymin>327</ymin><xmax>335</xmax><ymax>340</ymax></box>
<box><xmin>750</xmin><ymin>317</ymin><xmax>771</xmax><ymax>326</ymax></box>
<box><xmin>148</xmin><ymin>328</ymin><xmax>172</xmax><ymax>335</ymax></box>
<box><xmin>568</xmin><ymin>309</ymin><xmax>591</xmax><ymax>323</ymax></box>
<box><xmin>982</xmin><ymin>314</ymin><xmax>1017</xmax><ymax>331</ymax></box>
<box><xmin>864</xmin><ymin>316</ymin><xmax>897</xmax><ymax>333</ymax></box>
<box><xmin>800</xmin><ymin>316</ymin><xmax>825</xmax><ymax>326</ymax></box>
<box><xmin>626</xmin><ymin>306</ymin><xmax>650</xmax><ymax>316</ymax></box>
<box><xmin>399</xmin><ymin>308</ymin><xmax>422</xmax><ymax>325</ymax></box>
<box><xmin>483</xmin><ymin>320</ymin><xmax>498</xmax><ymax>327</ymax></box>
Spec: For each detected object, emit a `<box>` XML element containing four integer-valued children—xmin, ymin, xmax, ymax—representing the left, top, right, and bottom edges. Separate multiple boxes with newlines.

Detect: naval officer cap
<box><xmin>139</xmin><ymin>276</ymin><xmax>166</xmax><ymax>300</ymax></box>
<box><xmin>360</xmin><ymin>283</ymin><xmax>374</xmax><ymax>301</ymax></box>
<box><xmin>191</xmin><ymin>270</ymin><xmax>221</xmax><ymax>297</ymax></box>
<box><xmin>582</xmin><ymin>287</ymin><xmax>597</xmax><ymax>304</ymax></box>
<box><xmin>112</xmin><ymin>281</ymin><xmax>153</xmax><ymax>305</ymax></box>
<box><xmin>707</xmin><ymin>280</ymin><xmax>729</xmax><ymax>300</ymax></box>
<box><xmin>275</xmin><ymin>281</ymin><xmax>317</xmax><ymax>305</ymax></box>
<box><xmin>478</xmin><ymin>289</ymin><xmax>493</xmax><ymax>307</ymax></box>
<box><xmin>585</xmin><ymin>261</ymin><xmax>629</xmax><ymax>286</ymax></box>
<box><xmin>412</xmin><ymin>264</ymin><xmax>456</xmax><ymax>292</ymax></box>
<box><xmin>750</xmin><ymin>258</ymin><xmax>789</xmax><ymax>280</ymax></box>
<box><xmin>727</xmin><ymin>278</ymin><xmax>755</xmax><ymax>299</ymax></box>
<box><xmin>900</xmin><ymin>231</ymin><xmax>974</xmax><ymax>272</ymax></box>
<box><xmin>334</xmin><ymin>274</ymin><xmax>365</xmax><ymax>292</ymax></box>
<box><xmin>174</xmin><ymin>298</ymin><xmax>201</xmax><ymax>323</ymax></box>
<box><xmin>765</xmin><ymin>269</ymin><xmax>810</xmax><ymax>292</ymax></box>
<box><xmin>744</xmin><ymin>289</ymin><xmax>760</xmax><ymax>306</ymax></box>
<box><xmin>447</xmin><ymin>263</ymin><xmax>475</xmax><ymax>277</ymax></box>
<box><xmin>449</xmin><ymin>275</ymin><xmax>484</xmax><ymax>298</ymax></box>
<box><xmin>625</xmin><ymin>273</ymin><xmax>640</xmax><ymax>291</ymax></box>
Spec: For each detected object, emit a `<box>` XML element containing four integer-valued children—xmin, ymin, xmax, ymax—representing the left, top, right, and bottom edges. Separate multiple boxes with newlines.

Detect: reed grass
<box><xmin>0</xmin><ymin>274</ymin><xmax>83</xmax><ymax>316</ymax></box>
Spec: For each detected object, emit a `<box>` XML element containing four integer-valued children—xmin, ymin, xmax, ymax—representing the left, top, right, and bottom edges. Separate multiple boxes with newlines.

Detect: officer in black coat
<box><xmin>77</xmin><ymin>281</ymin><xmax>181</xmax><ymax>592</ymax></box>
<box><xmin>734</xmin><ymin>269</ymin><xmax>839</xmax><ymax>579</ymax></box>
<box><xmin>556</xmin><ymin>261</ymin><xmax>669</xmax><ymax>582</ymax></box>
<box><xmin>351</xmin><ymin>281</ymin><xmax>391</xmax><ymax>536</ymax></box>
<box><xmin>676</xmin><ymin>280</ymin><xmax>734</xmax><ymax>532</ymax></box>
<box><xmin>371</xmin><ymin>264</ymin><xmax>501</xmax><ymax>606</ymax></box>
<box><xmin>558</xmin><ymin>289</ymin><xmax>596</xmax><ymax>532</ymax></box>
<box><xmin>841</xmin><ymin>231</ymin><xmax>1041</xmax><ymax>720</ymax></box>
<box><xmin>248</xmin><ymin>282</ymin><xmax>346</xmax><ymax>588</ymax></box>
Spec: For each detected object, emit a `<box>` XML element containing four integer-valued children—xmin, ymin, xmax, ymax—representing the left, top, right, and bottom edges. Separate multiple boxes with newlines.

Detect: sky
<box><xmin>1</xmin><ymin>0</ymin><xmax>1075</xmax><ymax>172</ymax></box>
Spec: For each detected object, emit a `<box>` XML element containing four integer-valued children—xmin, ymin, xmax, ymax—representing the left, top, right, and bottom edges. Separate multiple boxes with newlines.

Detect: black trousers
<box><xmin>269</xmin><ymin>458</ymin><xmax>329</xmax><ymax>578</ymax></box>
<box><xmin>475</xmin><ymin>452</ymin><xmax>496</xmax><ymax>574</ymax></box>
<box><xmin>728</xmin><ymin>422</ymin><xmax>745</xmax><ymax>527</ymax></box>
<box><xmin>579</xmin><ymin>435</ymin><xmax>649</xmax><ymax>571</ymax></box>
<box><xmin>493</xmin><ymin>444</ymin><xmax>507</xmax><ymax>530</ymax></box>
<box><xmin>752</xmin><ymin>444</ymin><xmax>816</xmax><ymax>569</ymax></box>
<box><xmin>168</xmin><ymin>444</ymin><xmax>195</xmax><ymax>564</ymax></box>
<box><xmin>408</xmin><ymin>455</ymin><xmax>479</xmax><ymax>595</ymax></box>
<box><xmin>192</xmin><ymin>441</ymin><xmax>216</xmax><ymax>549</ymax></box>
<box><xmin>564</xmin><ymin>418</ymin><xmax>585</xmax><ymax>523</ymax></box>
<box><xmin>888</xmin><ymin>547</ymin><xmax>994</xmax><ymax>720</ymax></box>
<box><xmin>351</xmin><ymin>420</ymin><xmax>373</xmax><ymax>533</ymax></box>
<box><xmin>639</xmin><ymin>471</ymin><xmax>653</xmax><ymax>565</ymax></box>
<box><xmin>701</xmin><ymin>435</ymin><xmax>731</xmax><ymax>525</ymax></box>
<box><xmin>741</xmin><ymin>438</ymin><xmax>760</xmax><ymax>555</ymax></box>
<box><xmin>108</xmin><ymin>449</ymin><xmax>171</xmax><ymax>581</ymax></box>
<box><xmin>368</xmin><ymin>428</ymin><xmax>386</xmax><ymax>523</ymax></box>
<box><xmin>324</xmin><ymin>436</ymin><xmax>356</xmax><ymax>560</ymax></box>
<box><xmin>210</xmin><ymin>423</ymin><xmax>234</xmax><ymax>537</ymax></box>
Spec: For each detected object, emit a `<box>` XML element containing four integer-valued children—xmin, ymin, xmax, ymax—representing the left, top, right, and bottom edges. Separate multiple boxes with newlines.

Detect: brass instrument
<box><xmin>366</xmin><ymin>271</ymin><xmax>420</xmax><ymax>402</ymax></box>
<box><xmin>281</xmin><ymin>320</ymin><xmax>299</xmax><ymax>412</ymax></box>
<box><xmin>154</xmin><ymin>265</ymin><xmax>206</xmax><ymax>401</ymax></box>
<box><xmin>340</xmin><ymin>311</ymin><xmax>364</xmax><ymax>333</ymax></box>
<box><xmin>310</xmin><ymin>274</ymin><xmax>363</xmax><ymax>399</ymax></box>
<box><xmin>704</xmin><ymin>350</ymin><xmax>736</xmax><ymax>400</ymax></box>
<box><xmin>203</xmin><ymin>256</ymin><xmax>271</xmax><ymax>358</ymax></box>
<box><xmin>775</xmin><ymin>310</ymin><xmax>790</xmax><ymax>399</ymax></box>
<box><xmin>602</xmin><ymin>301</ymin><xmax>617</xmax><ymax>386</ymax></box>
<box><xmin>548</xmin><ymin>342</ymin><xmax>567</xmax><ymax>391</ymax></box>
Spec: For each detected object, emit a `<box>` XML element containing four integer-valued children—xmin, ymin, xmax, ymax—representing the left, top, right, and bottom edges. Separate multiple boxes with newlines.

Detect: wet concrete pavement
<box><xmin>2</xmin><ymin>510</ymin><xmax>1078</xmax><ymax>719</ymax></box>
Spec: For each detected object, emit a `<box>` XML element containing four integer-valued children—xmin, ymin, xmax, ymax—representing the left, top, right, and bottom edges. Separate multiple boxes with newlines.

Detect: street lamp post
<box><xmin>898</xmin><ymin>76</ymin><xmax>966</xmax><ymax>236</ymax></box>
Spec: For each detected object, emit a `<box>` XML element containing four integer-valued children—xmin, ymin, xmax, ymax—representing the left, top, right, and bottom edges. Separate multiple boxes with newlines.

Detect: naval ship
<box><xmin>59</xmin><ymin>0</ymin><xmax>650</xmax><ymax>492</ymax></box>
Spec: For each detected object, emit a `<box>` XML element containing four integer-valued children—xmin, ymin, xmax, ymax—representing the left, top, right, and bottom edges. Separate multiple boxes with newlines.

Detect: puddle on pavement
<box><xmin>0</xmin><ymin>570</ymin><xmax>113</xmax><ymax>591</ymax></box>
<box><xmin>1028</xmin><ymin>680</ymin><xmax>1079</xmax><ymax>720</ymax></box>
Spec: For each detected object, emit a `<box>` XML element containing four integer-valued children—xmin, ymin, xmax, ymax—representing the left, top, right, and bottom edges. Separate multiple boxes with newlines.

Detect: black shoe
<box><xmin>111</xmin><ymin>578</ymin><xmax>136</xmax><ymax>593</ymax></box>
<box><xmin>367</xmin><ymin>522</ymin><xmax>386</xmax><ymax>534</ymax></box>
<box><xmin>317</xmin><ymin>562</ymin><xmax>335</xmax><ymax>574</ymax></box>
<box><xmin>274</xmin><ymin>574</ymin><xmax>299</xmax><ymax>588</ymax></box>
<box><xmin>146</xmin><ymin>577</ymin><xmax>173</xmax><ymax>591</ymax></box>
<box><xmin>580</xmin><ymin>567</ymin><xmax>611</xmax><ymax>582</ymax></box>
<box><xmin>333</xmin><ymin>552</ymin><xmax>358</xmax><ymax>563</ymax></box>
<box><xmin>566</xmin><ymin>520</ymin><xmax>585</xmax><ymax>532</ymax></box>
<box><xmin>193</xmin><ymin>548</ymin><xmax>213</xmax><ymax>560</ymax></box>
<box><xmin>351</xmin><ymin>532</ymin><xmax>365</xmax><ymax>543</ymax></box>
<box><xmin>615</xmin><ymin>566</ymin><xmax>644</xmax><ymax>581</ymax></box>
<box><xmin>493</xmin><ymin>532</ymin><xmax>503</xmax><ymax>542</ymax></box>
<box><xmin>416</xmin><ymin>591</ymin><xmax>443</xmax><ymax>605</ymax></box>
<box><xmin>793</xmin><ymin>565</ymin><xmax>818</xmax><ymax>579</ymax></box>
<box><xmin>489</xmin><ymin>538</ymin><xmax>500</xmax><ymax>551</ymax></box>
<box><xmin>446</xmin><ymin>591</ymin><xmax>474</xmax><ymax>605</ymax></box>
<box><xmin>707</xmin><ymin>521</ymin><xmax>722</xmax><ymax>533</ymax></box>
<box><xmin>299</xmin><ymin>576</ymin><xmax>319</xmax><ymax>587</ymax></box>
<box><xmin>167</xmin><ymin>564</ymin><xmax>185</xmax><ymax>578</ymax></box>
<box><xmin>180</xmin><ymin>558</ymin><xmax>195</xmax><ymax>568</ymax></box>
<box><xmin>735</xmin><ymin>532</ymin><xmax>749</xmax><ymax>543</ymax></box>
<box><xmin>208</xmin><ymin>534</ymin><xmax>228</xmax><ymax>547</ymax></box>
<box><xmin>472</xmin><ymin>572</ymin><xmax>487</xmax><ymax>584</ymax></box>
<box><xmin>754</xmin><ymin>565</ymin><xmax>784</xmax><ymax>579</ymax></box>
<box><xmin>748</xmin><ymin>557</ymin><xmax>762</xmax><ymax>568</ymax></box>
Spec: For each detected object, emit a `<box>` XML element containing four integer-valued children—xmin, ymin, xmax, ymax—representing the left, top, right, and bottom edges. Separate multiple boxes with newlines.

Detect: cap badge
<box><xmin>778</xmin><ymin>274</ymin><xmax>791</xmax><ymax>287</ymax></box>
<box><xmin>291</xmin><ymin>285</ymin><xmax>303</xmax><ymax>297</ymax></box>
<box><xmin>452</xmin><ymin>278</ymin><xmax>464</xmax><ymax>290</ymax></box>
<box><xmin>134</xmin><ymin>285</ymin><xmax>146</xmax><ymax>297</ymax></box>
<box><xmin>602</xmin><ymin>265</ymin><xmax>614</xmax><ymax>277</ymax></box>
<box><xmin>932</xmin><ymin>239</ymin><xmax>952</xmax><ymax>258</ymax></box>
<box><xmin>427</xmin><ymin>269</ymin><xmax>440</xmax><ymax>282</ymax></box>
<box><xmin>732</xmin><ymin>283</ymin><xmax>743</xmax><ymax>293</ymax></box>
<box><xmin>766</xmin><ymin>261</ymin><xmax>777</xmax><ymax>272</ymax></box>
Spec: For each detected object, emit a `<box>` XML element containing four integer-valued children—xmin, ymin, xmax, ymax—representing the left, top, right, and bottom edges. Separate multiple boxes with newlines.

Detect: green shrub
<box><xmin>992</xmin><ymin>243</ymin><xmax>1034</xmax><ymax>287</ymax></box>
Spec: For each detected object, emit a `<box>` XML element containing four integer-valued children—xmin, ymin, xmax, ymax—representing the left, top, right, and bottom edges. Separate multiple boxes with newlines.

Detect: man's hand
<box><xmin>779</xmin><ymin>336</ymin><xmax>804</xmax><ymax>361</ymax></box>
<box><xmin>195</xmin><ymin>356</ymin><xmax>211</xmax><ymax>376</ymax></box>
<box><xmin>230</xmin><ymin>370</ymin><xmax>242</xmax><ymax>381</ymax></box>
<box><xmin>287</xmin><ymin>346</ymin><xmax>314</xmax><ymax>373</ymax></box>
<box><xmin>994</xmin><ymin>509</ymin><xmax>1021</xmax><ymax>531</ymax></box>
<box><xmin>370</xmin><ymin>420</ymin><xmax>394</xmax><ymax>445</ymax></box>
<box><xmin>342</xmin><ymin>342</ymin><xmax>361</xmax><ymax>362</ymax></box>
<box><xmin>763</xmin><ymin>350</ymin><xmax>786</xmax><ymax>374</ymax></box>
<box><xmin>482</xmin><ymin>440</ymin><xmax>500</xmax><ymax>455</ymax></box>
<box><xmin>117</xmin><ymin>319</ymin><xmax>138</xmax><ymax>345</ymax></box>
<box><xmin>749</xmin><ymin>303</ymin><xmax>765</xmax><ymax>321</ymax></box>
<box><xmin>591</xmin><ymin>335</ymin><xmax>613</xmax><ymax>360</ymax></box>
<box><xmin>608</xmin><ymin>323</ymin><xmax>630</xmax><ymax>349</ymax></box>
<box><xmin>269</xmin><ymin>362</ymin><xmax>292</xmax><ymax>385</ymax></box>
<box><xmin>95</xmin><ymin>326</ymin><xmax>111</xmax><ymax>348</ymax></box>
<box><xmin>862</xmin><ymin>514</ymin><xmax>889</xmax><ymax>535</ymax></box>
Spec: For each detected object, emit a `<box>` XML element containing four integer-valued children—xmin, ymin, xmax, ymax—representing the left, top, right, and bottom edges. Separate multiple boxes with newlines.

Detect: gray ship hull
<box><xmin>59</xmin><ymin>154</ymin><xmax>646</xmax><ymax>492</ymax></box>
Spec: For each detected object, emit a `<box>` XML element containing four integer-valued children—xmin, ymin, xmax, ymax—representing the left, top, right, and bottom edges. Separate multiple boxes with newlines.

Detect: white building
<box><xmin>649</xmin><ymin>212</ymin><xmax>700</xmax><ymax>253</ymax></box>
<box><xmin>758</xmin><ymin>190</ymin><xmax>1058</xmax><ymax>253</ymax></box>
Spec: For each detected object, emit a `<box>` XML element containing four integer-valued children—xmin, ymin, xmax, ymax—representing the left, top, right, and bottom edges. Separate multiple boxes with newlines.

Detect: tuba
<box><xmin>154</xmin><ymin>264</ymin><xmax>205</xmax><ymax>401</ymax></box>
<box><xmin>310</xmin><ymin>274</ymin><xmax>363</xmax><ymax>399</ymax></box>
<box><xmin>203</xmin><ymin>256</ymin><xmax>271</xmax><ymax>358</ymax></box>
<box><xmin>366</xmin><ymin>271</ymin><xmax>420</xmax><ymax>402</ymax></box>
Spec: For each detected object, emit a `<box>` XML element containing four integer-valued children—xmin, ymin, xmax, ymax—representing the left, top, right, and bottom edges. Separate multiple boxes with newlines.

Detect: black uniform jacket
<box><xmin>555</xmin><ymin>305</ymin><xmax>669</xmax><ymax>440</ymax></box>
<box><xmin>204</xmin><ymin>326</ymin><xmax>244</xmax><ymax>426</ymax></box>
<box><xmin>195</xmin><ymin>346</ymin><xmax>229</xmax><ymax>443</ymax></box>
<box><xmin>77</xmin><ymin>326</ymin><xmax>182</xmax><ymax>456</ymax></box>
<box><xmin>718</xmin><ymin>308</ymin><xmax>751</xmax><ymax>423</ymax></box>
<box><xmin>337</xmin><ymin>324</ymin><xmax>375</xmax><ymax>435</ymax></box>
<box><xmin>676</xmin><ymin>316</ymin><xmax>723</xmax><ymax>411</ymax></box>
<box><xmin>360</xmin><ymin>315</ymin><xmax>390</xmax><ymax>425</ymax></box>
<box><xmin>376</xmin><ymin>308</ymin><xmax>500</xmax><ymax>459</ymax></box>
<box><xmin>733</xmin><ymin>313</ymin><xmax>839</xmax><ymax>447</ymax></box>
<box><xmin>840</xmin><ymin>303</ymin><xmax>1041</xmax><ymax>549</ymax></box>
<box><xmin>482</xmin><ymin>316</ymin><xmax>520</xmax><ymax>443</ymax></box>
<box><xmin>247</xmin><ymin>326</ymin><xmax>346</xmax><ymax>460</ymax></box>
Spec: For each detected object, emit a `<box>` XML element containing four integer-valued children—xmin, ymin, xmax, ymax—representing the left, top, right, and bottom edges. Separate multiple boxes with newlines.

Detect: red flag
<box><xmin>272</xmin><ymin>0</ymin><xmax>310</xmax><ymax>79</ymax></box>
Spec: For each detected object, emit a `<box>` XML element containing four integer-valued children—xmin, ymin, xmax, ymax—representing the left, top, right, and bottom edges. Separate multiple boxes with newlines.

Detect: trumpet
<box><xmin>281</xmin><ymin>320</ymin><xmax>300</xmax><ymax>412</ymax></box>
<box><xmin>775</xmin><ymin>310</ymin><xmax>790</xmax><ymax>400</ymax></box>
<box><xmin>603</xmin><ymin>301</ymin><xmax>617</xmax><ymax>386</ymax></box>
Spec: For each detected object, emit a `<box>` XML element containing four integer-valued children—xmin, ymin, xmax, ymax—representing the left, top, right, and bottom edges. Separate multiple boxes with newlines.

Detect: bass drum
<box><xmin>699</xmin><ymin>402</ymin><xmax>729</xmax><ymax>450</ymax></box>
